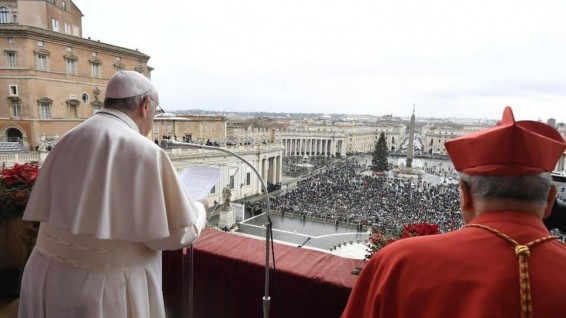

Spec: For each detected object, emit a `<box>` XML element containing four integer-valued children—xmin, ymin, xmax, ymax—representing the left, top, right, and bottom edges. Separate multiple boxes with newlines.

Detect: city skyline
<box><xmin>76</xmin><ymin>0</ymin><xmax>566</xmax><ymax>123</ymax></box>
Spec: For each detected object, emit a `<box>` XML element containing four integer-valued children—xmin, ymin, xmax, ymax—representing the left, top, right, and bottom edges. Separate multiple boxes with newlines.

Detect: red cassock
<box><xmin>342</xmin><ymin>211</ymin><xmax>566</xmax><ymax>318</ymax></box>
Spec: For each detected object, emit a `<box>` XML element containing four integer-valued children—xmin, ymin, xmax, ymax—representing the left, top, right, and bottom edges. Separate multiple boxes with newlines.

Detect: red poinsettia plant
<box><xmin>365</xmin><ymin>222</ymin><xmax>440</xmax><ymax>261</ymax></box>
<box><xmin>0</xmin><ymin>163</ymin><xmax>39</xmax><ymax>222</ymax></box>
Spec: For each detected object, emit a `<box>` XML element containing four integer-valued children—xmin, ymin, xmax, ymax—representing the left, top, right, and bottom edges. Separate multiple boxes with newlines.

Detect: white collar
<box><xmin>97</xmin><ymin>108</ymin><xmax>139</xmax><ymax>133</ymax></box>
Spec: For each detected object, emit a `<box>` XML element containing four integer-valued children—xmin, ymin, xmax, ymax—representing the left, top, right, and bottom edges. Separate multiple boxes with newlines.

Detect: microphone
<box><xmin>165</xmin><ymin>139</ymin><xmax>274</xmax><ymax>318</ymax></box>
<box><xmin>298</xmin><ymin>237</ymin><xmax>311</xmax><ymax>248</ymax></box>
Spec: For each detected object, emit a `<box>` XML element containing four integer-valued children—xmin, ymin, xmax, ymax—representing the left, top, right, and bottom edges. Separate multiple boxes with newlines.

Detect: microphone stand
<box><xmin>298</xmin><ymin>237</ymin><xmax>311</xmax><ymax>248</ymax></box>
<box><xmin>166</xmin><ymin>139</ymin><xmax>273</xmax><ymax>318</ymax></box>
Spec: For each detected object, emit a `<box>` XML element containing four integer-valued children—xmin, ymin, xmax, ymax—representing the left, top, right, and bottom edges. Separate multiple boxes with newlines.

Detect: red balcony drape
<box><xmin>163</xmin><ymin>229</ymin><xmax>364</xmax><ymax>318</ymax></box>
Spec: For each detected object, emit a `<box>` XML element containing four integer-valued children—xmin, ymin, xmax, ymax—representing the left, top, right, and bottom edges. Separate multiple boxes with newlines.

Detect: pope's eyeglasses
<box><xmin>150</xmin><ymin>96</ymin><xmax>164</xmax><ymax>114</ymax></box>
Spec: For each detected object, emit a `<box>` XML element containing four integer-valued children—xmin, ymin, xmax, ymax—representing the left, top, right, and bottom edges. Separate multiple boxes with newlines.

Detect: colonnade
<box><xmin>167</xmin><ymin>145</ymin><xmax>283</xmax><ymax>202</ymax></box>
<box><xmin>261</xmin><ymin>155</ymin><xmax>282</xmax><ymax>185</ymax></box>
<box><xmin>282</xmin><ymin>138</ymin><xmax>345</xmax><ymax>157</ymax></box>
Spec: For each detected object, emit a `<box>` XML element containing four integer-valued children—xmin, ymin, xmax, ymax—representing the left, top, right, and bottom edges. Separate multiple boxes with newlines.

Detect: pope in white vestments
<box><xmin>18</xmin><ymin>71</ymin><xmax>207</xmax><ymax>318</ymax></box>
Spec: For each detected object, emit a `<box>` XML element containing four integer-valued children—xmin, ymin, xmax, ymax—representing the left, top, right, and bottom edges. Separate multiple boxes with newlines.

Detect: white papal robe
<box><xmin>18</xmin><ymin>108</ymin><xmax>207</xmax><ymax>318</ymax></box>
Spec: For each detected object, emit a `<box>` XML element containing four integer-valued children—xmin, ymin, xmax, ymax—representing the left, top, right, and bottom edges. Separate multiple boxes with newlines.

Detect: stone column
<box><xmin>312</xmin><ymin>139</ymin><xmax>315</xmax><ymax>155</ymax></box>
<box><xmin>263</xmin><ymin>158</ymin><xmax>268</xmax><ymax>184</ymax></box>
<box><xmin>277</xmin><ymin>156</ymin><xmax>282</xmax><ymax>184</ymax></box>
<box><xmin>330</xmin><ymin>139</ymin><xmax>335</xmax><ymax>156</ymax></box>
<box><xmin>292</xmin><ymin>139</ymin><xmax>296</xmax><ymax>156</ymax></box>
<box><xmin>271</xmin><ymin>157</ymin><xmax>277</xmax><ymax>184</ymax></box>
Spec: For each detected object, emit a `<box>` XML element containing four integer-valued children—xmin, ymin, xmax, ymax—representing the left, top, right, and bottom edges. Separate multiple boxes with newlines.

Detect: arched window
<box><xmin>0</xmin><ymin>6</ymin><xmax>9</xmax><ymax>24</ymax></box>
<box><xmin>6</xmin><ymin>127</ymin><xmax>23</xmax><ymax>140</ymax></box>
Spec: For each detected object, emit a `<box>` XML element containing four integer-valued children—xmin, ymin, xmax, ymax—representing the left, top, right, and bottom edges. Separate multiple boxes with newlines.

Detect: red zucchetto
<box><xmin>444</xmin><ymin>106</ymin><xmax>566</xmax><ymax>176</ymax></box>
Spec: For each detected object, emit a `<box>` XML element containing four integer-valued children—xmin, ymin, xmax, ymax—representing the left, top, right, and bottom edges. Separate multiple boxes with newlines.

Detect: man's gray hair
<box><xmin>459</xmin><ymin>172</ymin><xmax>552</xmax><ymax>203</ymax></box>
<box><xmin>103</xmin><ymin>88</ymin><xmax>156</xmax><ymax>112</ymax></box>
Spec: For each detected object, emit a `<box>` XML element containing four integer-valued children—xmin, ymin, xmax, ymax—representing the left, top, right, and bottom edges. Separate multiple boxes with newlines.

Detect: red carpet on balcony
<box><xmin>163</xmin><ymin>228</ymin><xmax>364</xmax><ymax>318</ymax></box>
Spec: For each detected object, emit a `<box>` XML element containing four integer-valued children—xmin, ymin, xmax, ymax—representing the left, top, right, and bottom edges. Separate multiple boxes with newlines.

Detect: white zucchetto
<box><xmin>105</xmin><ymin>71</ymin><xmax>155</xmax><ymax>99</ymax></box>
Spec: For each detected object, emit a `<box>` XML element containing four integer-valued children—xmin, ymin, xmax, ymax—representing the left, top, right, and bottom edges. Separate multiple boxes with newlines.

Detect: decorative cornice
<box><xmin>33</xmin><ymin>48</ymin><xmax>51</xmax><ymax>56</ymax></box>
<box><xmin>66</xmin><ymin>99</ymin><xmax>81</xmax><ymax>106</ymax></box>
<box><xmin>64</xmin><ymin>53</ymin><xmax>78</xmax><ymax>60</ymax></box>
<box><xmin>113</xmin><ymin>62</ymin><xmax>125</xmax><ymax>69</ymax></box>
<box><xmin>0</xmin><ymin>25</ymin><xmax>150</xmax><ymax>60</ymax></box>
<box><xmin>37</xmin><ymin>97</ymin><xmax>53</xmax><ymax>103</ymax></box>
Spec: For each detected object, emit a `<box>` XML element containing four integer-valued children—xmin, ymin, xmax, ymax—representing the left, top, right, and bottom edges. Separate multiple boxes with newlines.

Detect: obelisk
<box><xmin>406</xmin><ymin>105</ymin><xmax>416</xmax><ymax>168</ymax></box>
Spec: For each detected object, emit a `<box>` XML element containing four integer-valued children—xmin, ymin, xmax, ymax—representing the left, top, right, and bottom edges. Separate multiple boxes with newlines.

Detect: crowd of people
<box><xmin>282</xmin><ymin>156</ymin><xmax>337</xmax><ymax>178</ymax></box>
<box><xmin>251</xmin><ymin>155</ymin><xmax>566</xmax><ymax>239</ymax></box>
<box><xmin>253</xmin><ymin>157</ymin><xmax>463</xmax><ymax>236</ymax></box>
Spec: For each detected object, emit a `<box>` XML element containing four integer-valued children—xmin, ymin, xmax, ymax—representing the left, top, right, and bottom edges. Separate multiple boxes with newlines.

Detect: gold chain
<box><xmin>464</xmin><ymin>223</ymin><xmax>556</xmax><ymax>318</ymax></box>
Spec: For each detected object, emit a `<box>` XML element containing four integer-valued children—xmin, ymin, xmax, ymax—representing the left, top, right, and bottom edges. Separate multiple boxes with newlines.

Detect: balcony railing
<box><xmin>0</xmin><ymin>153</ymin><xmax>42</xmax><ymax>167</ymax></box>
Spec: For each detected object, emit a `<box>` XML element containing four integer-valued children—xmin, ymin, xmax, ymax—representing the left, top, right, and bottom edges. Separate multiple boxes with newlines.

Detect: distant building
<box><xmin>281</xmin><ymin>122</ymin><xmax>405</xmax><ymax>156</ymax></box>
<box><xmin>0</xmin><ymin>0</ymin><xmax>152</xmax><ymax>150</ymax></box>
<box><xmin>153</xmin><ymin>113</ymin><xmax>226</xmax><ymax>144</ymax></box>
<box><xmin>421</xmin><ymin>126</ymin><xmax>467</xmax><ymax>156</ymax></box>
<box><xmin>548</xmin><ymin>118</ymin><xmax>556</xmax><ymax>128</ymax></box>
<box><xmin>226</xmin><ymin>117</ymin><xmax>289</xmax><ymax>145</ymax></box>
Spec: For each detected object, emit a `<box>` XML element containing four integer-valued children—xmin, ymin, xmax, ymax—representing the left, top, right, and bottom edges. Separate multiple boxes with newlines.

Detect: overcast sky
<box><xmin>75</xmin><ymin>0</ymin><xmax>566</xmax><ymax>122</ymax></box>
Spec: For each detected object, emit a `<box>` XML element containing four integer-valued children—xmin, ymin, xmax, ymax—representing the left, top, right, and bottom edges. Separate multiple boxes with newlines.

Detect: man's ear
<box><xmin>544</xmin><ymin>184</ymin><xmax>557</xmax><ymax>218</ymax></box>
<box><xmin>140</xmin><ymin>96</ymin><xmax>151</xmax><ymax>117</ymax></box>
<box><xmin>459</xmin><ymin>181</ymin><xmax>474</xmax><ymax>224</ymax></box>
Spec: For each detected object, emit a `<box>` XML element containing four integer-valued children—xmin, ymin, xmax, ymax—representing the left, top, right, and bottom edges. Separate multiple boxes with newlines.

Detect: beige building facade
<box><xmin>421</xmin><ymin>128</ymin><xmax>462</xmax><ymax>156</ymax></box>
<box><xmin>282</xmin><ymin>131</ymin><xmax>347</xmax><ymax>157</ymax></box>
<box><xmin>153</xmin><ymin>114</ymin><xmax>227</xmax><ymax>143</ymax></box>
<box><xmin>166</xmin><ymin>144</ymin><xmax>283</xmax><ymax>205</ymax></box>
<box><xmin>420</xmin><ymin>124</ymin><xmax>484</xmax><ymax>156</ymax></box>
<box><xmin>281</xmin><ymin>123</ymin><xmax>405</xmax><ymax>157</ymax></box>
<box><xmin>0</xmin><ymin>0</ymin><xmax>152</xmax><ymax>150</ymax></box>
